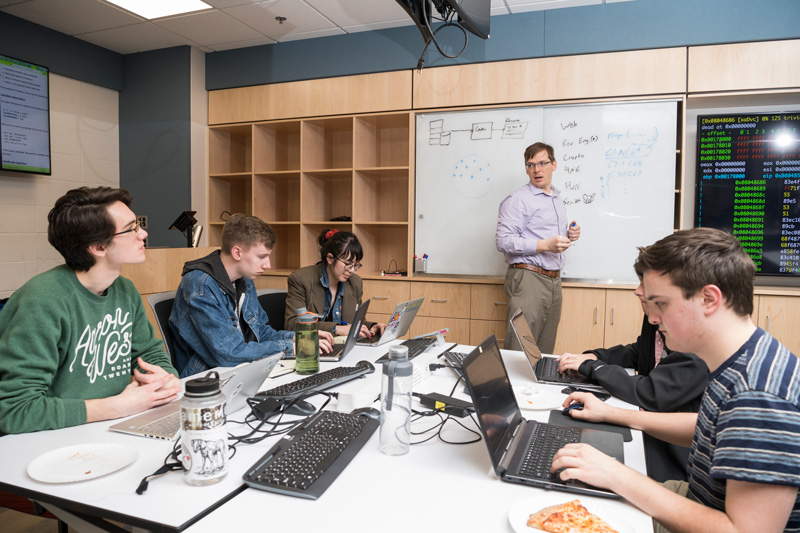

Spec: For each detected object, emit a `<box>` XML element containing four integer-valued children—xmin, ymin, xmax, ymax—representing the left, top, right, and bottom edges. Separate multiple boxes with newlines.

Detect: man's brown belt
<box><xmin>511</xmin><ymin>263</ymin><xmax>560</xmax><ymax>278</ymax></box>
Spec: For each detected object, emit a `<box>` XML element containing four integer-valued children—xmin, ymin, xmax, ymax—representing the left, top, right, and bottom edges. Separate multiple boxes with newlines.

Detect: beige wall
<box><xmin>0</xmin><ymin>74</ymin><xmax>120</xmax><ymax>298</ymax></box>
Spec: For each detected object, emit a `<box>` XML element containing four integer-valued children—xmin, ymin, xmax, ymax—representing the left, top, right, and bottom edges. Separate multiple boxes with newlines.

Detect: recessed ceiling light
<box><xmin>104</xmin><ymin>0</ymin><xmax>212</xmax><ymax>20</ymax></box>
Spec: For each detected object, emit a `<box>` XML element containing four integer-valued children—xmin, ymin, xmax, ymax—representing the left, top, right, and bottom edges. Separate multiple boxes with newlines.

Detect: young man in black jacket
<box><xmin>557</xmin><ymin>281</ymin><xmax>708</xmax><ymax>482</ymax></box>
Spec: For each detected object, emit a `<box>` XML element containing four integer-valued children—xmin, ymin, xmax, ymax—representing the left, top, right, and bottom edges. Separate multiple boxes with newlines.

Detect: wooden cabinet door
<box><xmin>553</xmin><ymin>287</ymin><xmax>605</xmax><ymax>355</ymax></box>
<box><xmin>603</xmin><ymin>289</ymin><xmax>644</xmax><ymax>348</ymax></box>
<box><xmin>409</xmin><ymin>317</ymin><xmax>470</xmax><ymax>345</ymax></box>
<box><xmin>470</xmin><ymin>319</ymin><xmax>506</xmax><ymax>348</ymax></box>
<box><xmin>758</xmin><ymin>295</ymin><xmax>800</xmax><ymax>355</ymax></box>
<box><xmin>410</xmin><ymin>282</ymin><xmax>471</xmax><ymax>318</ymax></box>
<box><xmin>362</xmin><ymin>280</ymin><xmax>410</xmax><ymax>314</ymax></box>
<box><xmin>470</xmin><ymin>284</ymin><xmax>508</xmax><ymax>321</ymax></box>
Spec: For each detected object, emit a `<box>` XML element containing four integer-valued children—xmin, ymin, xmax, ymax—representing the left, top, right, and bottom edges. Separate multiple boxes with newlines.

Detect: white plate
<box><xmin>513</xmin><ymin>385</ymin><xmax>566</xmax><ymax>410</ymax></box>
<box><xmin>509</xmin><ymin>493</ymin><xmax>636</xmax><ymax>533</ymax></box>
<box><xmin>27</xmin><ymin>443</ymin><xmax>139</xmax><ymax>483</ymax></box>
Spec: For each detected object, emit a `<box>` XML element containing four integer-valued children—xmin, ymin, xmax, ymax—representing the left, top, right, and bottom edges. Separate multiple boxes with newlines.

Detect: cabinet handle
<box><xmin>766</xmin><ymin>315</ymin><xmax>770</xmax><ymax>332</ymax></box>
<box><xmin>432</xmin><ymin>299</ymin><xmax>448</xmax><ymax>303</ymax></box>
<box><xmin>611</xmin><ymin>308</ymin><xmax>615</xmax><ymax>326</ymax></box>
<box><xmin>594</xmin><ymin>307</ymin><xmax>598</xmax><ymax>325</ymax></box>
<box><xmin>493</xmin><ymin>302</ymin><xmax>507</xmax><ymax>306</ymax></box>
<box><xmin>373</xmin><ymin>296</ymin><xmax>389</xmax><ymax>300</ymax></box>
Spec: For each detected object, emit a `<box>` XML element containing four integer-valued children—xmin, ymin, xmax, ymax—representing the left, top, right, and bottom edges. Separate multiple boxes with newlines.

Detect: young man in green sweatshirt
<box><xmin>0</xmin><ymin>187</ymin><xmax>181</xmax><ymax>434</ymax></box>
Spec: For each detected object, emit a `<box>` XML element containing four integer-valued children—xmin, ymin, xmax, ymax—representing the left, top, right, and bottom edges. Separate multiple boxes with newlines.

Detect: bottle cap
<box><xmin>185</xmin><ymin>370</ymin><xmax>221</xmax><ymax>395</ymax></box>
<box><xmin>388</xmin><ymin>344</ymin><xmax>409</xmax><ymax>361</ymax></box>
<box><xmin>296</xmin><ymin>307</ymin><xmax>319</xmax><ymax>324</ymax></box>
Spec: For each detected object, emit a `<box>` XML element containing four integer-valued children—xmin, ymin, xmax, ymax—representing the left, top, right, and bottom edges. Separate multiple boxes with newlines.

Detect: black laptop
<box><xmin>509</xmin><ymin>307</ymin><xmax>593</xmax><ymax>386</ymax></box>
<box><xmin>461</xmin><ymin>335</ymin><xmax>623</xmax><ymax>498</ymax></box>
<box><xmin>322</xmin><ymin>299</ymin><xmax>371</xmax><ymax>362</ymax></box>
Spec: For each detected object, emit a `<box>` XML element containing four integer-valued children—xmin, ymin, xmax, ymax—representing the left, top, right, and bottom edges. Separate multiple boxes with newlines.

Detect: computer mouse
<box><xmin>356</xmin><ymin>360</ymin><xmax>376</xmax><ymax>373</ymax></box>
<box><xmin>351</xmin><ymin>407</ymin><xmax>380</xmax><ymax>420</ymax></box>
<box><xmin>563</xmin><ymin>402</ymin><xmax>584</xmax><ymax>414</ymax></box>
<box><xmin>283</xmin><ymin>399</ymin><xmax>316</xmax><ymax>416</ymax></box>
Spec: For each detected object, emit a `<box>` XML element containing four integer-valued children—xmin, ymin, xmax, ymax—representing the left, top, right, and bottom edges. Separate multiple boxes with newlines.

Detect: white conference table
<box><xmin>185</xmin><ymin>343</ymin><xmax>654</xmax><ymax>533</ymax></box>
<box><xmin>0</xmin><ymin>342</ymin><xmax>654</xmax><ymax>532</ymax></box>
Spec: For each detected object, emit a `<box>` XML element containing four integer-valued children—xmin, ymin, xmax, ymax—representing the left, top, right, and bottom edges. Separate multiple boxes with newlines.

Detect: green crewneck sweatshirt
<box><xmin>0</xmin><ymin>265</ymin><xmax>177</xmax><ymax>434</ymax></box>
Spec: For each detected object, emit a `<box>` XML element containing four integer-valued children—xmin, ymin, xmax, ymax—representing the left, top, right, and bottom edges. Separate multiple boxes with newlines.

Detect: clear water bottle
<box><xmin>295</xmin><ymin>307</ymin><xmax>319</xmax><ymax>375</ymax></box>
<box><xmin>380</xmin><ymin>345</ymin><xmax>413</xmax><ymax>455</ymax></box>
<box><xmin>180</xmin><ymin>371</ymin><xmax>228</xmax><ymax>485</ymax></box>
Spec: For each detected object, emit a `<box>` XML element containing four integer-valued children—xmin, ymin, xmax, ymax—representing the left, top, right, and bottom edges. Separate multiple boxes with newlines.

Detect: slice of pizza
<box><xmin>527</xmin><ymin>499</ymin><xmax>620</xmax><ymax>533</ymax></box>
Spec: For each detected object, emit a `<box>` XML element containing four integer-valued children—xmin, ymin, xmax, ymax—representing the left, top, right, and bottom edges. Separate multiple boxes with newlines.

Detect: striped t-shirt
<box><xmin>687</xmin><ymin>328</ymin><xmax>800</xmax><ymax>530</ymax></box>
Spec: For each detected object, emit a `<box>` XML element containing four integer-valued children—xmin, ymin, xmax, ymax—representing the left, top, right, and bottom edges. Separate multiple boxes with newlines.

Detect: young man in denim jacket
<box><xmin>170</xmin><ymin>214</ymin><xmax>332</xmax><ymax>378</ymax></box>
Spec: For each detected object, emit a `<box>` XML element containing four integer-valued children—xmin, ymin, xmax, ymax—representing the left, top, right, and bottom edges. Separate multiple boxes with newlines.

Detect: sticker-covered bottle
<box><xmin>180</xmin><ymin>371</ymin><xmax>228</xmax><ymax>486</ymax></box>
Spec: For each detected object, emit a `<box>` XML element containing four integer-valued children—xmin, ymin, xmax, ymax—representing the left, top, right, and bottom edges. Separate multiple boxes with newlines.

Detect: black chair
<box><xmin>147</xmin><ymin>291</ymin><xmax>177</xmax><ymax>366</ymax></box>
<box><xmin>256</xmin><ymin>289</ymin><xmax>288</xmax><ymax>331</ymax></box>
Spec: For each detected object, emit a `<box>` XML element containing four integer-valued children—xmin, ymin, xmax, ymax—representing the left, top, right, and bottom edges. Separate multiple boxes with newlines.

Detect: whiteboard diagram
<box><xmin>428</xmin><ymin>117</ymin><xmax>529</xmax><ymax>145</ymax></box>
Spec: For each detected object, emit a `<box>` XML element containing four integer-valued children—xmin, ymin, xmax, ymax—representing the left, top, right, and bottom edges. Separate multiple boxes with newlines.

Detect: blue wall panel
<box><xmin>120</xmin><ymin>47</ymin><xmax>192</xmax><ymax>248</ymax></box>
<box><xmin>206</xmin><ymin>0</ymin><xmax>800</xmax><ymax>91</ymax></box>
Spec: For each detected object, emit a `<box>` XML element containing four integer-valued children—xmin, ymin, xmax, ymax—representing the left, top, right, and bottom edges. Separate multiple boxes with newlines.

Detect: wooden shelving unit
<box><xmin>208</xmin><ymin>111</ymin><xmax>412</xmax><ymax>277</ymax></box>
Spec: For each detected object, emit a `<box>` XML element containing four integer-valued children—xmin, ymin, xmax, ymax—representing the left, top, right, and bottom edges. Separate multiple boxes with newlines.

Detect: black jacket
<box><xmin>578</xmin><ymin>315</ymin><xmax>708</xmax><ymax>413</ymax></box>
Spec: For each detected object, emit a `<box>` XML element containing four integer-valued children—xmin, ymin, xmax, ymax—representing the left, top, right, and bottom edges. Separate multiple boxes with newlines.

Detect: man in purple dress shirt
<box><xmin>495</xmin><ymin>142</ymin><xmax>581</xmax><ymax>354</ymax></box>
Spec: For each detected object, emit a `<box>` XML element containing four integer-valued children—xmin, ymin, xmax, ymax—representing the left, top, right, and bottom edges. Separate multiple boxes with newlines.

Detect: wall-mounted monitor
<box><xmin>695</xmin><ymin>112</ymin><xmax>800</xmax><ymax>276</ymax></box>
<box><xmin>446</xmin><ymin>0</ymin><xmax>490</xmax><ymax>39</ymax></box>
<box><xmin>395</xmin><ymin>0</ymin><xmax>435</xmax><ymax>44</ymax></box>
<box><xmin>0</xmin><ymin>53</ymin><xmax>51</xmax><ymax>175</ymax></box>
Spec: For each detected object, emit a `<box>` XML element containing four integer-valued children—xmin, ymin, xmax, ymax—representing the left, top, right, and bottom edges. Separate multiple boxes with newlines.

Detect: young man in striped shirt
<box><xmin>552</xmin><ymin>227</ymin><xmax>800</xmax><ymax>532</ymax></box>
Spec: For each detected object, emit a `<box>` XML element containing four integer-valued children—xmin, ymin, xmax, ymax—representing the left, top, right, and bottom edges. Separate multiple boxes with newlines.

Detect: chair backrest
<box><xmin>147</xmin><ymin>291</ymin><xmax>177</xmax><ymax>366</ymax></box>
<box><xmin>256</xmin><ymin>288</ymin><xmax>288</xmax><ymax>331</ymax></box>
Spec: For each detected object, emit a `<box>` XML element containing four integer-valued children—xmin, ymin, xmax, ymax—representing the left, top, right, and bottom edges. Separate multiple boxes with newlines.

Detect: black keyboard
<box><xmin>377</xmin><ymin>337</ymin><xmax>437</xmax><ymax>362</ymax></box>
<box><xmin>243</xmin><ymin>410</ymin><xmax>379</xmax><ymax>499</ymax></box>
<box><xmin>519</xmin><ymin>424</ymin><xmax>581</xmax><ymax>480</ymax></box>
<box><xmin>535</xmin><ymin>357</ymin><xmax>586</xmax><ymax>383</ymax></box>
<box><xmin>256</xmin><ymin>361</ymin><xmax>375</xmax><ymax>400</ymax></box>
<box><xmin>442</xmin><ymin>350</ymin><xmax>469</xmax><ymax>377</ymax></box>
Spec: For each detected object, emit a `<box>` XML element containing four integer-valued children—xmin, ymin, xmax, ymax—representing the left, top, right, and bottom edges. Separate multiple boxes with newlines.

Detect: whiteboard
<box><xmin>414</xmin><ymin>101</ymin><xmax>678</xmax><ymax>283</ymax></box>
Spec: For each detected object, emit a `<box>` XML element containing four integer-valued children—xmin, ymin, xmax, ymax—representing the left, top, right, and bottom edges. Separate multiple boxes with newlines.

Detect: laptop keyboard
<box><xmin>243</xmin><ymin>410</ymin><xmax>379</xmax><ymax>499</ymax></box>
<box><xmin>138</xmin><ymin>412</ymin><xmax>180</xmax><ymax>439</ymax></box>
<box><xmin>537</xmin><ymin>357</ymin><xmax>567</xmax><ymax>380</ymax></box>
<box><xmin>519</xmin><ymin>424</ymin><xmax>582</xmax><ymax>480</ymax></box>
<box><xmin>257</xmin><ymin>362</ymin><xmax>374</xmax><ymax>399</ymax></box>
<box><xmin>377</xmin><ymin>337</ymin><xmax>437</xmax><ymax>362</ymax></box>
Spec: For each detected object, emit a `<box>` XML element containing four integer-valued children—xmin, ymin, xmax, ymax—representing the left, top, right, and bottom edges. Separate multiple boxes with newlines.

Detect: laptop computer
<box><xmin>321</xmin><ymin>299</ymin><xmax>370</xmax><ymax>362</ymax></box>
<box><xmin>461</xmin><ymin>335</ymin><xmax>623</xmax><ymax>498</ymax></box>
<box><xmin>356</xmin><ymin>297</ymin><xmax>424</xmax><ymax>347</ymax></box>
<box><xmin>109</xmin><ymin>353</ymin><xmax>282</xmax><ymax>440</ymax></box>
<box><xmin>509</xmin><ymin>307</ymin><xmax>592</xmax><ymax>386</ymax></box>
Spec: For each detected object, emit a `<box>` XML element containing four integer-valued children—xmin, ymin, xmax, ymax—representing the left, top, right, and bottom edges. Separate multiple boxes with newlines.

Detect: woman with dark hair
<box><xmin>285</xmin><ymin>229</ymin><xmax>385</xmax><ymax>338</ymax></box>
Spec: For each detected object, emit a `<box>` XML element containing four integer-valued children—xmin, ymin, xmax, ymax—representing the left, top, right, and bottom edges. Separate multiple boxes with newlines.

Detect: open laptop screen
<box><xmin>463</xmin><ymin>336</ymin><xmax>522</xmax><ymax>461</ymax></box>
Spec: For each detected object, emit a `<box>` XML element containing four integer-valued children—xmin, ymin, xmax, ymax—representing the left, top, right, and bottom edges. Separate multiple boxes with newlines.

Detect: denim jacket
<box><xmin>169</xmin><ymin>250</ymin><xmax>294</xmax><ymax>378</ymax></box>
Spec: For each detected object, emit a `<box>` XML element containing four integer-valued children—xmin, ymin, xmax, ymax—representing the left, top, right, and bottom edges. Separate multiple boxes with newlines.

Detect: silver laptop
<box><xmin>462</xmin><ymin>335</ymin><xmax>623</xmax><ymax>498</ymax></box>
<box><xmin>356</xmin><ymin>297</ymin><xmax>424</xmax><ymax>347</ymax></box>
<box><xmin>509</xmin><ymin>307</ymin><xmax>592</xmax><ymax>386</ymax></box>
<box><xmin>321</xmin><ymin>299</ymin><xmax>371</xmax><ymax>362</ymax></box>
<box><xmin>109</xmin><ymin>353</ymin><xmax>281</xmax><ymax>440</ymax></box>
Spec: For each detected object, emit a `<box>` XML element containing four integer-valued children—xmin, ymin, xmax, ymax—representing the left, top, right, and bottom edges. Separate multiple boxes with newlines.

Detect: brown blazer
<box><xmin>284</xmin><ymin>263</ymin><xmax>367</xmax><ymax>333</ymax></box>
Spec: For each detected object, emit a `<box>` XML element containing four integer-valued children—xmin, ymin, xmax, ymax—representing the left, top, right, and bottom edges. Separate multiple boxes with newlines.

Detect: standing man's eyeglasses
<box><xmin>525</xmin><ymin>161</ymin><xmax>552</xmax><ymax>170</ymax></box>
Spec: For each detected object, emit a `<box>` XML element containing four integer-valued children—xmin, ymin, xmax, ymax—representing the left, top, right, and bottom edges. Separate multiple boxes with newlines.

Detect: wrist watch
<box><xmin>332</xmin><ymin>325</ymin><xmax>338</xmax><ymax>336</ymax></box>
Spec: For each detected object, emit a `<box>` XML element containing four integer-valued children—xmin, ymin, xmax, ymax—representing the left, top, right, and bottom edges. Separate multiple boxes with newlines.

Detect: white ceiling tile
<box><xmin>10</xmin><ymin>0</ymin><xmax>142</xmax><ymax>33</ymax></box>
<box><xmin>276</xmin><ymin>27</ymin><xmax>344</xmax><ymax>43</ymax></box>
<box><xmin>342</xmin><ymin>19</ymin><xmax>415</xmax><ymax>34</ymax></box>
<box><xmin>507</xmin><ymin>0</ymin><xmax>600</xmax><ymax>11</ymax></box>
<box><xmin>304</xmin><ymin>0</ymin><xmax>408</xmax><ymax>27</ymax></box>
<box><xmin>78</xmin><ymin>22</ymin><xmax>198</xmax><ymax>54</ymax></box>
<box><xmin>206</xmin><ymin>36</ymin><xmax>277</xmax><ymax>51</ymax></box>
<box><xmin>223</xmin><ymin>0</ymin><xmax>337</xmax><ymax>40</ymax></box>
<box><xmin>155</xmin><ymin>10</ymin><xmax>264</xmax><ymax>46</ymax></box>
<box><xmin>202</xmin><ymin>0</ymin><xmax>263</xmax><ymax>8</ymax></box>
<box><xmin>1</xmin><ymin>5</ymin><xmax>84</xmax><ymax>35</ymax></box>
